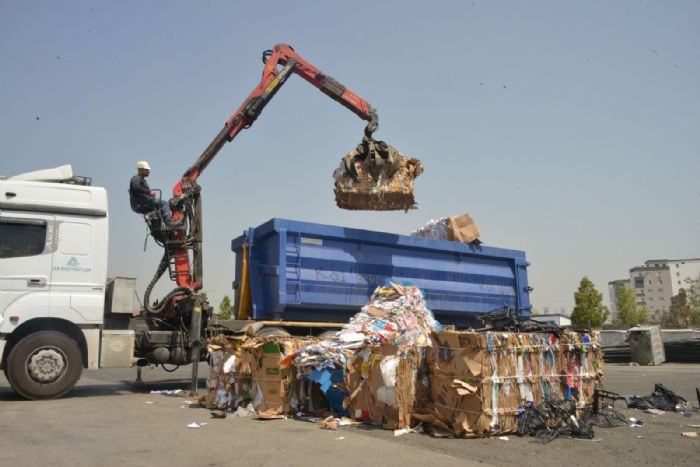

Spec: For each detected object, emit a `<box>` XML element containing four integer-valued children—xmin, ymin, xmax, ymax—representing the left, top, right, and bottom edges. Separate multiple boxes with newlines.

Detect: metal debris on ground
<box><xmin>592</xmin><ymin>389</ymin><xmax>633</xmax><ymax>427</ymax></box>
<box><xmin>626</xmin><ymin>384</ymin><xmax>688</xmax><ymax>412</ymax></box>
<box><xmin>517</xmin><ymin>399</ymin><xmax>595</xmax><ymax>443</ymax></box>
<box><xmin>594</xmin><ymin>384</ymin><xmax>688</xmax><ymax>413</ymax></box>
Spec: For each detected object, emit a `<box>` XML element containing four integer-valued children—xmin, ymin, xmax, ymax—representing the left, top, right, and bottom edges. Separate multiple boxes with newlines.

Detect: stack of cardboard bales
<box><xmin>415</xmin><ymin>330</ymin><xmax>604</xmax><ymax>438</ymax></box>
<box><xmin>343</xmin><ymin>344</ymin><xmax>428</xmax><ymax>429</ymax></box>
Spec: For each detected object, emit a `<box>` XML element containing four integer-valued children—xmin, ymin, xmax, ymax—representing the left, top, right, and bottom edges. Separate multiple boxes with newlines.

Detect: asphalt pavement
<box><xmin>1</xmin><ymin>363</ymin><xmax>699</xmax><ymax>466</ymax></box>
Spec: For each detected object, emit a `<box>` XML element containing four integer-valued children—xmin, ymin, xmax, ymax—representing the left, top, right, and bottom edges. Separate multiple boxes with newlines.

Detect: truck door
<box><xmin>0</xmin><ymin>214</ymin><xmax>54</xmax><ymax>321</ymax></box>
<box><xmin>50</xmin><ymin>217</ymin><xmax>104</xmax><ymax>323</ymax></box>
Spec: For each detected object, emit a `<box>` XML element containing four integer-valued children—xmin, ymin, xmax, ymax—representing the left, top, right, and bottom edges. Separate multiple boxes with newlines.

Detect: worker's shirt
<box><xmin>129</xmin><ymin>174</ymin><xmax>151</xmax><ymax>208</ymax></box>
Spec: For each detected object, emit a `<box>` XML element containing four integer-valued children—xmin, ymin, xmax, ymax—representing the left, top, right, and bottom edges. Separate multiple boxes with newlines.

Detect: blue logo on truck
<box><xmin>53</xmin><ymin>256</ymin><xmax>92</xmax><ymax>273</ymax></box>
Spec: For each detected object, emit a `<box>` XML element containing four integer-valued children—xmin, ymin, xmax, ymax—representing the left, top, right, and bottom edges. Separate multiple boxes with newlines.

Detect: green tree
<box><xmin>685</xmin><ymin>278</ymin><xmax>700</xmax><ymax>326</ymax></box>
<box><xmin>665</xmin><ymin>289</ymin><xmax>692</xmax><ymax>328</ymax></box>
<box><xmin>218</xmin><ymin>295</ymin><xmax>234</xmax><ymax>320</ymax></box>
<box><xmin>570</xmin><ymin>277</ymin><xmax>609</xmax><ymax>327</ymax></box>
<box><xmin>615</xmin><ymin>281</ymin><xmax>646</xmax><ymax>327</ymax></box>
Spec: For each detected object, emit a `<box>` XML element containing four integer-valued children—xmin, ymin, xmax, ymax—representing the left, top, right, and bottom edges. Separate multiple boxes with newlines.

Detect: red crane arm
<box><xmin>168</xmin><ymin>44</ymin><xmax>379</xmax><ymax>291</ymax></box>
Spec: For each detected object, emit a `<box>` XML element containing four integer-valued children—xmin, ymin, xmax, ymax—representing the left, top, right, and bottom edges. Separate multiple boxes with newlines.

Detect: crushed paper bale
<box><xmin>206</xmin><ymin>335</ymin><xmax>324</xmax><ymax>417</ymax></box>
<box><xmin>243</xmin><ymin>336</ymin><xmax>322</xmax><ymax>418</ymax></box>
<box><xmin>343</xmin><ymin>343</ymin><xmax>429</xmax><ymax>430</ymax></box>
<box><xmin>205</xmin><ymin>335</ymin><xmax>253</xmax><ymax>410</ymax></box>
<box><xmin>333</xmin><ymin>141</ymin><xmax>423</xmax><ymax>211</ymax></box>
<box><xmin>414</xmin><ymin>330</ymin><xmax>604</xmax><ymax>438</ymax></box>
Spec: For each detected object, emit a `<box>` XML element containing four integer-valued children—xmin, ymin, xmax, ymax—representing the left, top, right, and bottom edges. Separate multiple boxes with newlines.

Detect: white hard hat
<box><xmin>136</xmin><ymin>161</ymin><xmax>151</xmax><ymax>170</ymax></box>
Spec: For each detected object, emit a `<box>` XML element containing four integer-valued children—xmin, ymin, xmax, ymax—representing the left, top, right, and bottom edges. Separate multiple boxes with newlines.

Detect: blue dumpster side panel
<box><xmin>231</xmin><ymin>218</ymin><xmax>531</xmax><ymax>327</ymax></box>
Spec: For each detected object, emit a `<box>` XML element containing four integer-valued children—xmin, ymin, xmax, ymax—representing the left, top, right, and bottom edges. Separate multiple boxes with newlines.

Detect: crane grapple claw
<box><xmin>333</xmin><ymin>137</ymin><xmax>423</xmax><ymax>211</ymax></box>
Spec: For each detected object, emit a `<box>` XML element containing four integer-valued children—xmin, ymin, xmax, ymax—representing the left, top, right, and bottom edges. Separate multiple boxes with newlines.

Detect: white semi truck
<box><xmin>0</xmin><ymin>165</ymin><xmax>213</xmax><ymax>399</ymax></box>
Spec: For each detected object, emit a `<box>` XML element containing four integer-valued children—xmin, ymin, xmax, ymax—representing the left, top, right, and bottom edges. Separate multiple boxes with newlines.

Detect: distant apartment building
<box><xmin>608</xmin><ymin>258</ymin><xmax>700</xmax><ymax>322</ymax></box>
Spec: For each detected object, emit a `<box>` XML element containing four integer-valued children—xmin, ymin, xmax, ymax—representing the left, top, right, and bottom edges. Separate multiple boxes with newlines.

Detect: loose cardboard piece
<box><xmin>447</xmin><ymin>213</ymin><xmax>480</xmax><ymax>244</ymax></box>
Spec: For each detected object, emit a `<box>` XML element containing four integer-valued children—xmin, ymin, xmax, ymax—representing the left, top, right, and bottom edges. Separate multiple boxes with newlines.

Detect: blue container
<box><xmin>231</xmin><ymin>218</ymin><xmax>531</xmax><ymax>328</ymax></box>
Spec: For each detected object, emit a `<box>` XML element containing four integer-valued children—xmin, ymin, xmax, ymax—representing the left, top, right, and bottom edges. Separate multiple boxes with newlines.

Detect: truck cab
<box><xmin>0</xmin><ymin>165</ymin><xmax>110</xmax><ymax>398</ymax></box>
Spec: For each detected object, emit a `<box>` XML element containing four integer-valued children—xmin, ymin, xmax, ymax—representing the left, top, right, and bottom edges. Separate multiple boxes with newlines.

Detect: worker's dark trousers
<box><xmin>144</xmin><ymin>198</ymin><xmax>172</xmax><ymax>225</ymax></box>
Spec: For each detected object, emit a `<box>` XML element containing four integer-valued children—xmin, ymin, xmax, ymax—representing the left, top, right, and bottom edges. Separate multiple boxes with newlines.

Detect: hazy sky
<box><xmin>2</xmin><ymin>1</ymin><xmax>698</xmax><ymax>312</ymax></box>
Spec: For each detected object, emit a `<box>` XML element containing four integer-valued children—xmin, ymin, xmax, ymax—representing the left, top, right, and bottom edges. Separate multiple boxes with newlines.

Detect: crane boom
<box><xmin>149</xmin><ymin>44</ymin><xmax>382</xmax><ymax>309</ymax></box>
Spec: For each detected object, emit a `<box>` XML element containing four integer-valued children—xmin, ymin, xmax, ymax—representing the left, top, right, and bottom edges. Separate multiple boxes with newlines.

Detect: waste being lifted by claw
<box><xmin>333</xmin><ymin>124</ymin><xmax>423</xmax><ymax>212</ymax></box>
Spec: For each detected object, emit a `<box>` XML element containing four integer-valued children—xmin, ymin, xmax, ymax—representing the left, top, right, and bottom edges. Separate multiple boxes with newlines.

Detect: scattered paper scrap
<box><xmin>394</xmin><ymin>425</ymin><xmax>422</xmax><ymax>437</ymax></box>
<box><xmin>320</xmin><ymin>416</ymin><xmax>338</xmax><ymax>431</ymax></box>
<box><xmin>151</xmin><ymin>389</ymin><xmax>183</xmax><ymax>396</ymax></box>
<box><xmin>629</xmin><ymin>417</ymin><xmax>645</xmax><ymax>428</ymax></box>
<box><xmin>233</xmin><ymin>404</ymin><xmax>256</xmax><ymax>418</ymax></box>
<box><xmin>681</xmin><ymin>432</ymin><xmax>697</xmax><ymax>438</ymax></box>
<box><xmin>499</xmin><ymin>436</ymin><xmax>509</xmax><ymax>441</ymax></box>
<box><xmin>187</xmin><ymin>423</ymin><xmax>201</xmax><ymax>429</ymax></box>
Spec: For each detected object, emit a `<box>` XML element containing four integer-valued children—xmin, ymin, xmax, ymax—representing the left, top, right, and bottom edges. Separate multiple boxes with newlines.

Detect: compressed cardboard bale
<box><xmin>205</xmin><ymin>334</ymin><xmax>253</xmax><ymax>410</ymax></box>
<box><xmin>241</xmin><ymin>336</ymin><xmax>321</xmax><ymax>417</ymax></box>
<box><xmin>334</xmin><ymin>142</ymin><xmax>423</xmax><ymax>211</ymax></box>
<box><xmin>423</xmin><ymin>330</ymin><xmax>604</xmax><ymax>438</ymax></box>
<box><xmin>344</xmin><ymin>344</ymin><xmax>428</xmax><ymax>429</ymax></box>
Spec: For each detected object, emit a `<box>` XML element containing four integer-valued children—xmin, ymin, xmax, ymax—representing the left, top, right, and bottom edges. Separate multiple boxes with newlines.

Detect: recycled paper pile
<box><xmin>292</xmin><ymin>283</ymin><xmax>439</xmax><ymax>428</ymax></box>
<box><xmin>292</xmin><ymin>283</ymin><xmax>440</xmax><ymax>371</ymax></box>
<box><xmin>206</xmin><ymin>285</ymin><xmax>604</xmax><ymax>437</ymax></box>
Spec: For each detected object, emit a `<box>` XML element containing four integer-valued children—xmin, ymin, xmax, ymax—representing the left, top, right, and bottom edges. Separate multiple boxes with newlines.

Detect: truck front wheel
<box><xmin>6</xmin><ymin>331</ymin><xmax>83</xmax><ymax>399</ymax></box>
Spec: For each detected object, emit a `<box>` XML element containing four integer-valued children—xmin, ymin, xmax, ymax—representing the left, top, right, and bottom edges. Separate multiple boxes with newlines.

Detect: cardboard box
<box><xmin>447</xmin><ymin>213</ymin><xmax>480</xmax><ymax>244</ymax></box>
<box><xmin>344</xmin><ymin>344</ymin><xmax>428</xmax><ymax>429</ymax></box>
<box><xmin>417</xmin><ymin>330</ymin><xmax>604</xmax><ymax>438</ymax></box>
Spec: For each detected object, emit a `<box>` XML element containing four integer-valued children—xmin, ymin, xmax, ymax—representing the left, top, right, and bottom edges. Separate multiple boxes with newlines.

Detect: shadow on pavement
<box><xmin>0</xmin><ymin>377</ymin><xmax>207</xmax><ymax>401</ymax></box>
